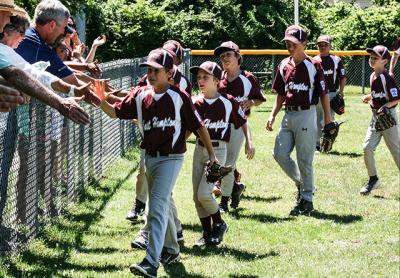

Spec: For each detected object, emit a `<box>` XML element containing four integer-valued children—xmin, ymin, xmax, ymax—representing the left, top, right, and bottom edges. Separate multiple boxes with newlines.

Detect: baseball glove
<box><xmin>205</xmin><ymin>162</ymin><xmax>232</xmax><ymax>183</ymax></box>
<box><xmin>330</xmin><ymin>94</ymin><xmax>345</xmax><ymax>115</ymax></box>
<box><xmin>320</xmin><ymin>121</ymin><xmax>343</xmax><ymax>153</ymax></box>
<box><xmin>375</xmin><ymin>107</ymin><xmax>396</xmax><ymax>131</ymax></box>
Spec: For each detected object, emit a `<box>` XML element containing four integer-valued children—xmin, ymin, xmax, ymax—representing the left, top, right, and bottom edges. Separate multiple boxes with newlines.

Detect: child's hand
<box><xmin>361</xmin><ymin>95</ymin><xmax>371</xmax><ymax>104</ymax></box>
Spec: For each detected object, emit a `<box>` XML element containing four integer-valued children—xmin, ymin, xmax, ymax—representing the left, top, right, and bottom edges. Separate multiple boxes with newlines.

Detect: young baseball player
<box><xmin>360</xmin><ymin>45</ymin><xmax>400</xmax><ymax>195</ymax></box>
<box><xmin>266</xmin><ymin>25</ymin><xmax>333</xmax><ymax>216</ymax></box>
<box><xmin>214</xmin><ymin>41</ymin><xmax>266</xmax><ymax>212</ymax></box>
<box><xmin>99</xmin><ymin>48</ymin><xmax>217</xmax><ymax>278</ymax></box>
<box><xmin>314</xmin><ymin>35</ymin><xmax>347</xmax><ymax>150</ymax></box>
<box><xmin>389</xmin><ymin>38</ymin><xmax>400</xmax><ymax>78</ymax></box>
<box><xmin>190</xmin><ymin>61</ymin><xmax>255</xmax><ymax>246</ymax></box>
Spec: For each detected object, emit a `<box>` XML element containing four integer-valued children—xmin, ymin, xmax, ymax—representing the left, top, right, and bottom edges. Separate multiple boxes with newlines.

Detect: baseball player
<box><xmin>190</xmin><ymin>61</ymin><xmax>255</xmax><ymax>246</ymax></box>
<box><xmin>389</xmin><ymin>38</ymin><xmax>400</xmax><ymax>78</ymax></box>
<box><xmin>99</xmin><ymin>48</ymin><xmax>217</xmax><ymax>278</ymax></box>
<box><xmin>360</xmin><ymin>45</ymin><xmax>400</xmax><ymax>195</ymax></box>
<box><xmin>314</xmin><ymin>35</ymin><xmax>347</xmax><ymax>150</ymax></box>
<box><xmin>214</xmin><ymin>41</ymin><xmax>266</xmax><ymax>212</ymax></box>
<box><xmin>266</xmin><ymin>25</ymin><xmax>333</xmax><ymax>216</ymax></box>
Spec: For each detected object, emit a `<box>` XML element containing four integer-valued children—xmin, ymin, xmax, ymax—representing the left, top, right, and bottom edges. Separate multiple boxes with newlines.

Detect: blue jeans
<box><xmin>144</xmin><ymin>153</ymin><xmax>184</xmax><ymax>268</ymax></box>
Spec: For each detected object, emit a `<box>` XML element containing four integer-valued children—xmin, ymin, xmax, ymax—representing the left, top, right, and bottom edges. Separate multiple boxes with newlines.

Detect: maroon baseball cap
<box><xmin>190</xmin><ymin>61</ymin><xmax>223</xmax><ymax>80</ymax></box>
<box><xmin>317</xmin><ymin>35</ymin><xmax>331</xmax><ymax>44</ymax></box>
<box><xmin>214</xmin><ymin>41</ymin><xmax>240</xmax><ymax>56</ymax></box>
<box><xmin>163</xmin><ymin>40</ymin><xmax>184</xmax><ymax>62</ymax></box>
<box><xmin>139</xmin><ymin>48</ymin><xmax>174</xmax><ymax>69</ymax></box>
<box><xmin>366</xmin><ymin>45</ymin><xmax>391</xmax><ymax>60</ymax></box>
<box><xmin>283</xmin><ymin>25</ymin><xmax>307</xmax><ymax>44</ymax></box>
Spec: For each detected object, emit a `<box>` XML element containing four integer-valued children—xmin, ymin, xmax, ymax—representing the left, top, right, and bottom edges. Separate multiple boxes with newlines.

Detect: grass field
<box><xmin>0</xmin><ymin>90</ymin><xmax>399</xmax><ymax>277</ymax></box>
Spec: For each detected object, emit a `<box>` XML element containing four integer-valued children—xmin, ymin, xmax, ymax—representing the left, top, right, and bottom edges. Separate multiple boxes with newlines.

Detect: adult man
<box><xmin>15</xmin><ymin>0</ymin><xmax>100</xmax><ymax>106</ymax></box>
<box><xmin>314</xmin><ymin>35</ymin><xmax>347</xmax><ymax>150</ymax></box>
<box><xmin>266</xmin><ymin>25</ymin><xmax>333</xmax><ymax>216</ymax></box>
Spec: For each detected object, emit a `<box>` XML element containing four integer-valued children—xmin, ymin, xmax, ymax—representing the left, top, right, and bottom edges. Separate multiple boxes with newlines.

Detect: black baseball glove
<box><xmin>330</xmin><ymin>94</ymin><xmax>345</xmax><ymax>115</ymax></box>
<box><xmin>205</xmin><ymin>161</ymin><xmax>232</xmax><ymax>183</ymax></box>
<box><xmin>320</xmin><ymin>121</ymin><xmax>343</xmax><ymax>153</ymax></box>
<box><xmin>375</xmin><ymin>107</ymin><xmax>396</xmax><ymax>131</ymax></box>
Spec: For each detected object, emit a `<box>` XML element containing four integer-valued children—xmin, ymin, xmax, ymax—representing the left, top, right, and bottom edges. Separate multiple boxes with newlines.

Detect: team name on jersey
<box><xmin>143</xmin><ymin>117</ymin><xmax>177</xmax><ymax>131</ymax></box>
<box><xmin>285</xmin><ymin>82</ymin><xmax>309</xmax><ymax>92</ymax></box>
<box><xmin>203</xmin><ymin>119</ymin><xmax>229</xmax><ymax>132</ymax></box>
<box><xmin>324</xmin><ymin>69</ymin><xmax>334</xmax><ymax>75</ymax></box>
<box><xmin>371</xmin><ymin>91</ymin><xmax>386</xmax><ymax>99</ymax></box>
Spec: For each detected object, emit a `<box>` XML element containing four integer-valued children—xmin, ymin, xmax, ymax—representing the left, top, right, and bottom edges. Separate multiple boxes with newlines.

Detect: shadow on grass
<box><xmin>242</xmin><ymin>195</ymin><xmax>282</xmax><ymax>203</ymax></box>
<box><xmin>254</xmin><ymin>107</ymin><xmax>272</xmax><ymax>113</ymax></box>
<box><xmin>325</xmin><ymin>150</ymin><xmax>362</xmax><ymax>158</ymax></box>
<box><xmin>3</xmin><ymin>162</ymin><xmax>138</xmax><ymax>277</ymax></box>
<box><xmin>164</xmin><ymin>262</ymin><xmax>206</xmax><ymax>278</ymax></box>
<box><xmin>181</xmin><ymin>223</ymin><xmax>203</xmax><ymax>233</ymax></box>
<box><xmin>229</xmin><ymin>209</ymin><xmax>293</xmax><ymax>224</ymax></box>
<box><xmin>229</xmin><ymin>275</ymin><xmax>259</xmax><ymax>278</ymax></box>
<box><xmin>310</xmin><ymin>211</ymin><xmax>363</xmax><ymax>224</ymax></box>
<box><xmin>181</xmin><ymin>245</ymin><xmax>279</xmax><ymax>262</ymax></box>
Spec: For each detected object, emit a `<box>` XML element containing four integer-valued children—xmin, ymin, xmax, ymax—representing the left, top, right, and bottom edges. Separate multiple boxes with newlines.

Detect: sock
<box><xmin>210</xmin><ymin>210</ymin><xmax>223</xmax><ymax>224</ymax></box>
<box><xmin>199</xmin><ymin>216</ymin><xmax>212</xmax><ymax>235</ymax></box>
<box><xmin>369</xmin><ymin>175</ymin><xmax>378</xmax><ymax>182</ymax></box>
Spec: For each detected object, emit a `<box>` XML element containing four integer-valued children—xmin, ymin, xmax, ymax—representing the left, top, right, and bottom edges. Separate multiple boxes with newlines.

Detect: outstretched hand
<box><xmin>92</xmin><ymin>35</ymin><xmax>107</xmax><ymax>48</ymax></box>
<box><xmin>58</xmin><ymin>96</ymin><xmax>90</xmax><ymax>125</ymax></box>
<box><xmin>75</xmin><ymin>82</ymin><xmax>101</xmax><ymax>107</ymax></box>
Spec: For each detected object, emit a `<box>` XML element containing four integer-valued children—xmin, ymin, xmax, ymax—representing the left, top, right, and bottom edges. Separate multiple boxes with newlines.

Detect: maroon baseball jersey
<box><xmin>272</xmin><ymin>56</ymin><xmax>327</xmax><ymax>106</ymax></box>
<box><xmin>193</xmin><ymin>93</ymin><xmax>246</xmax><ymax>142</ymax></box>
<box><xmin>114</xmin><ymin>85</ymin><xmax>203</xmax><ymax>154</ymax></box>
<box><xmin>219</xmin><ymin>70</ymin><xmax>266</xmax><ymax>115</ymax></box>
<box><xmin>137</xmin><ymin>70</ymin><xmax>192</xmax><ymax>95</ymax></box>
<box><xmin>369</xmin><ymin>71</ymin><xmax>399</xmax><ymax>110</ymax></box>
<box><xmin>314</xmin><ymin>54</ymin><xmax>346</xmax><ymax>92</ymax></box>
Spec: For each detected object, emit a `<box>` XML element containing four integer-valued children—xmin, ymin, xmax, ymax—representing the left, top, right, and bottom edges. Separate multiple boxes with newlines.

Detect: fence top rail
<box><xmin>191</xmin><ymin>49</ymin><xmax>396</xmax><ymax>56</ymax></box>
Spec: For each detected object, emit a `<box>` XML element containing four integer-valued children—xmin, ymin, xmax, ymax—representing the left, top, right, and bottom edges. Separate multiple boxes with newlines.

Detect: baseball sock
<box><xmin>200</xmin><ymin>216</ymin><xmax>212</xmax><ymax>235</ymax></box>
<box><xmin>369</xmin><ymin>175</ymin><xmax>378</xmax><ymax>182</ymax></box>
<box><xmin>210</xmin><ymin>210</ymin><xmax>223</xmax><ymax>224</ymax></box>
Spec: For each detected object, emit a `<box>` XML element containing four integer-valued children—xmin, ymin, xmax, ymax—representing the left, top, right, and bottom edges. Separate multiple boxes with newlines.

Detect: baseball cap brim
<box><xmin>139</xmin><ymin>62</ymin><xmax>165</xmax><ymax>69</ymax></box>
<box><xmin>366</xmin><ymin>48</ymin><xmax>383</xmax><ymax>58</ymax></box>
<box><xmin>214</xmin><ymin>46</ymin><xmax>238</xmax><ymax>57</ymax></box>
<box><xmin>282</xmin><ymin>36</ymin><xmax>301</xmax><ymax>44</ymax></box>
<box><xmin>317</xmin><ymin>39</ymin><xmax>330</xmax><ymax>44</ymax></box>
<box><xmin>189</xmin><ymin>66</ymin><xmax>213</xmax><ymax>76</ymax></box>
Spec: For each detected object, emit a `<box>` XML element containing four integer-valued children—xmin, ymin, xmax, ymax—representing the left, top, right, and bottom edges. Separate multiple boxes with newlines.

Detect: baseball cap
<box><xmin>214</xmin><ymin>41</ymin><xmax>240</xmax><ymax>57</ymax></box>
<box><xmin>366</xmin><ymin>45</ymin><xmax>391</xmax><ymax>60</ymax></box>
<box><xmin>190</xmin><ymin>61</ymin><xmax>223</xmax><ymax>80</ymax></box>
<box><xmin>317</xmin><ymin>35</ymin><xmax>331</xmax><ymax>44</ymax></box>
<box><xmin>139</xmin><ymin>48</ymin><xmax>174</xmax><ymax>69</ymax></box>
<box><xmin>283</xmin><ymin>25</ymin><xmax>307</xmax><ymax>44</ymax></box>
<box><xmin>163</xmin><ymin>40</ymin><xmax>184</xmax><ymax>62</ymax></box>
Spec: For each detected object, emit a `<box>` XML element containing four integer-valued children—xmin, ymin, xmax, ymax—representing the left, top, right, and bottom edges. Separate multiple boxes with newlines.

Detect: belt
<box><xmin>198</xmin><ymin>140</ymin><xmax>220</xmax><ymax>147</ymax></box>
<box><xmin>285</xmin><ymin>105</ymin><xmax>310</xmax><ymax>112</ymax></box>
<box><xmin>146</xmin><ymin>151</ymin><xmax>170</xmax><ymax>157</ymax></box>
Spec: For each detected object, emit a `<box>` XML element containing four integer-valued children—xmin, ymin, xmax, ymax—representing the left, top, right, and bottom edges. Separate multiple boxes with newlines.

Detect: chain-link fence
<box><xmin>0</xmin><ymin>59</ymin><xmax>145</xmax><ymax>253</ymax></box>
<box><xmin>190</xmin><ymin>53</ymin><xmax>400</xmax><ymax>94</ymax></box>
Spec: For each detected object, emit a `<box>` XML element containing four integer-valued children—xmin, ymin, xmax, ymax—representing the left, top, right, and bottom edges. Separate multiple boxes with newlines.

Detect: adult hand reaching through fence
<box><xmin>75</xmin><ymin>82</ymin><xmax>101</xmax><ymax>107</ymax></box>
<box><xmin>0</xmin><ymin>84</ymin><xmax>24</xmax><ymax>112</ymax></box>
<box><xmin>58</xmin><ymin>96</ymin><xmax>90</xmax><ymax>125</ymax></box>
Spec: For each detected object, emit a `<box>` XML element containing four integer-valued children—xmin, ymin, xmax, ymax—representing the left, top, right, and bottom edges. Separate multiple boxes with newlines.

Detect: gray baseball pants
<box><xmin>144</xmin><ymin>153</ymin><xmax>184</xmax><ymax>268</ymax></box>
<box><xmin>363</xmin><ymin>108</ymin><xmax>400</xmax><ymax>176</ymax></box>
<box><xmin>273</xmin><ymin>106</ymin><xmax>318</xmax><ymax>202</ymax></box>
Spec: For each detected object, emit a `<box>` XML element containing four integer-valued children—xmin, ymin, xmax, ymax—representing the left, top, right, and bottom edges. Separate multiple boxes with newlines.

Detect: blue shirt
<box><xmin>15</xmin><ymin>27</ymin><xmax>73</xmax><ymax>79</ymax></box>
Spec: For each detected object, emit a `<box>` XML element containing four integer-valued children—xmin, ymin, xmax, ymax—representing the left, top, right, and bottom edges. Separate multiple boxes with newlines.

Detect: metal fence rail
<box><xmin>0</xmin><ymin>59</ymin><xmax>142</xmax><ymax>253</ymax></box>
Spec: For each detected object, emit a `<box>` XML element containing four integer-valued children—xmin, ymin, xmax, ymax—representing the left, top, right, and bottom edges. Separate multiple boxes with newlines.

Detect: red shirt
<box><xmin>114</xmin><ymin>85</ymin><xmax>203</xmax><ymax>154</ymax></box>
<box><xmin>137</xmin><ymin>71</ymin><xmax>192</xmax><ymax>95</ymax></box>
<box><xmin>314</xmin><ymin>54</ymin><xmax>346</xmax><ymax>92</ymax></box>
<box><xmin>272</xmin><ymin>56</ymin><xmax>327</xmax><ymax>106</ymax></box>
<box><xmin>193</xmin><ymin>93</ymin><xmax>246</xmax><ymax>142</ymax></box>
<box><xmin>219</xmin><ymin>70</ymin><xmax>266</xmax><ymax>115</ymax></box>
<box><xmin>369</xmin><ymin>71</ymin><xmax>399</xmax><ymax>110</ymax></box>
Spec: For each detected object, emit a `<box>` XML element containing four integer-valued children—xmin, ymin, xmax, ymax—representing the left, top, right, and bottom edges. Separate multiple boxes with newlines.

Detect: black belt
<box><xmin>146</xmin><ymin>151</ymin><xmax>170</xmax><ymax>157</ymax></box>
<box><xmin>285</xmin><ymin>105</ymin><xmax>310</xmax><ymax>112</ymax></box>
<box><xmin>198</xmin><ymin>140</ymin><xmax>220</xmax><ymax>147</ymax></box>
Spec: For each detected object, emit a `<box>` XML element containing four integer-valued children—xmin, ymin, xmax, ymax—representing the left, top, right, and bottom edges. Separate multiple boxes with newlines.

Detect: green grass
<box><xmin>1</xmin><ymin>95</ymin><xmax>399</xmax><ymax>277</ymax></box>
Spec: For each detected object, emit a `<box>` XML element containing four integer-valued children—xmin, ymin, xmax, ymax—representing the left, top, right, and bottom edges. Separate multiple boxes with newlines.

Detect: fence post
<box><xmin>361</xmin><ymin>56</ymin><xmax>366</xmax><ymax>95</ymax></box>
<box><xmin>271</xmin><ymin>54</ymin><xmax>275</xmax><ymax>81</ymax></box>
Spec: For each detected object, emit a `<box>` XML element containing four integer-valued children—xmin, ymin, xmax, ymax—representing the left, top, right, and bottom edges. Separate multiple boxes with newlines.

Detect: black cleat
<box><xmin>360</xmin><ymin>179</ymin><xmax>380</xmax><ymax>195</ymax></box>
<box><xmin>130</xmin><ymin>258</ymin><xmax>157</xmax><ymax>278</ymax></box>
<box><xmin>219</xmin><ymin>202</ymin><xmax>229</xmax><ymax>214</ymax></box>
<box><xmin>290</xmin><ymin>198</ymin><xmax>314</xmax><ymax>216</ymax></box>
<box><xmin>160</xmin><ymin>248</ymin><xmax>181</xmax><ymax>265</ymax></box>
<box><xmin>177</xmin><ymin>230</ymin><xmax>184</xmax><ymax>242</ymax></box>
<box><xmin>126</xmin><ymin>199</ymin><xmax>146</xmax><ymax>222</ymax></box>
<box><xmin>209</xmin><ymin>222</ymin><xmax>228</xmax><ymax>245</ymax></box>
<box><xmin>131</xmin><ymin>231</ymin><xmax>148</xmax><ymax>250</ymax></box>
<box><xmin>194</xmin><ymin>232</ymin><xmax>211</xmax><ymax>247</ymax></box>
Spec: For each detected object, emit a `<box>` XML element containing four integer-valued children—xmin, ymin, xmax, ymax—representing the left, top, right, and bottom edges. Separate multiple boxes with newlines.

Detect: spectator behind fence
<box><xmin>15</xmin><ymin>0</ymin><xmax>101</xmax><ymax>107</ymax></box>
<box><xmin>0</xmin><ymin>0</ymin><xmax>24</xmax><ymax>112</ymax></box>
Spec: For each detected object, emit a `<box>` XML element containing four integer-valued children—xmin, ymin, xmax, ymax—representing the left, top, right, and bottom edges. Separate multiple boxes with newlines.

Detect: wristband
<box><xmin>68</xmin><ymin>85</ymin><xmax>76</xmax><ymax>96</ymax></box>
